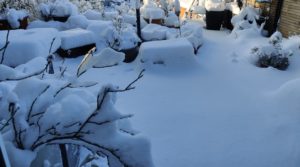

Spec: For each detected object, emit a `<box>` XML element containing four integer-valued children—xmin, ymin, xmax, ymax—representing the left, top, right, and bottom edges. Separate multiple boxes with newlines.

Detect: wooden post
<box><xmin>136</xmin><ymin>0</ymin><xmax>142</xmax><ymax>40</ymax></box>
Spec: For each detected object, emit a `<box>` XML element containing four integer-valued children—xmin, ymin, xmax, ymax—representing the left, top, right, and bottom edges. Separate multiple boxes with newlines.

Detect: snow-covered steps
<box><xmin>56</xmin><ymin>28</ymin><xmax>96</xmax><ymax>58</ymax></box>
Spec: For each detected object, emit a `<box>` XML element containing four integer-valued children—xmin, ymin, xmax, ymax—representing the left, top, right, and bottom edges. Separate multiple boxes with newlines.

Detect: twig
<box><xmin>0</xmin><ymin>65</ymin><xmax>48</xmax><ymax>82</ymax></box>
<box><xmin>49</xmin><ymin>38</ymin><xmax>56</xmax><ymax>54</ymax></box>
<box><xmin>87</xmin><ymin>114</ymin><xmax>133</xmax><ymax>126</ymax></box>
<box><xmin>92</xmin><ymin>63</ymin><xmax>119</xmax><ymax>69</ymax></box>
<box><xmin>0</xmin><ymin>30</ymin><xmax>10</xmax><ymax>64</ymax></box>
<box><xmin>109</xmin><ymin>69</ymin><xmax>145</xmax><ymax>93</ymax></box>
<box><xmin>27</xmin><ymin>85</ymin><xmax>50</xmax><ymax>122</ymax></box>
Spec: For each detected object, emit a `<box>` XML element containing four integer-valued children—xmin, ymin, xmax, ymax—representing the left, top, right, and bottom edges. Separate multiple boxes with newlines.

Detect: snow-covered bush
<box><xmin>39</xmin><ymin>0</ymin><xmax>78</xmax><ymax>19</ymax></box>
<box><xmin>166</xmin><ymin>21</ymin><xmax>203</xmax><ymax>52</ymax></box>
<box><xmin>164</xmin><ymin>11</ymin><xmax>180</xmax><ymax>27</ymax></box>
<box><xmin>251</xmin><ymin>32</ymin><xmax>293</xmax><ymax>70</ymax></box>
<box><xmin>231</xmin><ymin>6</ymin><xmax>265</xmax><ymax>37</ymax></box>
<box><xmin>0</xmin><ymin>0</ymin><xmax>37</xmax><ymax>18</ymax></box>
<box><xmin>108</xmin><ymin>16</ymin><xmax>141</xmax><ymax>50</ymax></box>
<box><xmin>0</xmin><ymin>51</ymin><xmax>153</xmax><ymax>166</ymax></box>
<box><xmin>0</xmin><ymin>0</ymin><xmax>36</xmax><ymax>28</ymax></box>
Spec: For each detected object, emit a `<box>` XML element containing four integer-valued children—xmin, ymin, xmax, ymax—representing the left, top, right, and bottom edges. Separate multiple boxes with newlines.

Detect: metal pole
<box><xmin>59</xmin><ymin>144</ymin><xmax>69</xmax><ymax>167</ymax></box>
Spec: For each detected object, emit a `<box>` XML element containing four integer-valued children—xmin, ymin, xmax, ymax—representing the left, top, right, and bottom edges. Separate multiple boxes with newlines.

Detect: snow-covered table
<box><xmin>56</xmin><ymin>28</ymin><xmax>96</xmax><ymax>58</ymax></box>
<box><xmin>0</xmin><ymin>28</ymin><xmax>60</xmax><ymax>67</ymax></box>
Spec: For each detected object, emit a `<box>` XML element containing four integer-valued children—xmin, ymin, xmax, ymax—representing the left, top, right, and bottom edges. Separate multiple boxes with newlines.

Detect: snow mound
<box><xmin>40</xmin><ymin>0</ymin><xmax>78</xmax><ymax>17</ymax></box>
<box><xmin>65</xmin><ymin>15</ymin><xmax>89</xmax><ymax>29</ymax></box>
<box><xmin>27</xmin><ymin>20</ymin><xmax>66</xmax><ymax>31</ymax></box>
<box><xmin>271</xmin><ymin>78</ymin><xmax>300</xmax><ymax>107</ymax></box>
<box><xmin>180</xmin><ymin>22</ymin><xmax>203</xmax><ymax>50</ymax></box>
<box><xmin>59</xmin><ymin>28</ymin><xmax>95</xmax><ymax>50</ymax></box>
<box><xmin>136</xmin><ymin>38</ymin><xmax>197</xmax><ymax>68</ymax></box>
<box><xmin>205</xmin><ymin>0</ymin><xmax>226</xmax><ymax>11</ymax></box>
<box><xmin>83</xmin><ymin>10</ymin><xmax>102</xmax><ymax>20</ymax></box>
<box><xmin>0</xmin><ymin>28</ymin><xmax>61</xmax><ymax>67</ymax></box>
<box><xmin>87</xmin><ymin>21</ymin><xmax>113</xmax><ymax>49</ymax></box>
<box><xmin>92</xmin><ymin>48</ymin><xmax>125</xmax><ymax>67</ymax></box>
<box><xmin>142</xmin><ymin>24</ymin><xmax>168</xmax><ymax>41</ymax></box>
<box><xmin>141</xmin><ymin>6</ymin><xmax>165</xmax><ymax>19</ymax></box>
<box><xmin>123</xmin><ymin>14</ymin><xmax>148</xmax><ymax>28</ymax></box>
<box><xmin>164</xmin><ymin>12</ymin><xmax>180</xmax><ymax>27</ymax></box>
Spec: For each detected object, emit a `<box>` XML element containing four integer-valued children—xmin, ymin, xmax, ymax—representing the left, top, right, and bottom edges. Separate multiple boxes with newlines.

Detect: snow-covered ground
<box><xmin>62</xmin><ymin>28</ymin><xmax>300</xmax><ymax>167</ymax></box>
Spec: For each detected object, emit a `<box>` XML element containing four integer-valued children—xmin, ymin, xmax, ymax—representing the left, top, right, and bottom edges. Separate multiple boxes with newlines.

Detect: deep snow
<box><xmin>61</xmin><ymin>28</ymin><xmax>300</xmax><ymax>167</ymax></box>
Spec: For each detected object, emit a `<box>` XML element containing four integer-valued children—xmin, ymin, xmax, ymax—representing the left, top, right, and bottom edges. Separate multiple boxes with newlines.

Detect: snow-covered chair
<box><xmin>56</xmin><ymin>28</ymin><xmax>96</xmax><ymax>58</ymax></box>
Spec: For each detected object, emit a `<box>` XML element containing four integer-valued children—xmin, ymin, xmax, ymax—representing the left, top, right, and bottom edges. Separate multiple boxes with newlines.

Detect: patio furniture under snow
<box><xmin>0</xmin><ymin>28</ymin><xmax>60</xmax><ymax>67</ymax></box>
<box><xmin>56</xmin><ymin>28</ymin><xmax>96</xmax><ymax>57</ymax></box>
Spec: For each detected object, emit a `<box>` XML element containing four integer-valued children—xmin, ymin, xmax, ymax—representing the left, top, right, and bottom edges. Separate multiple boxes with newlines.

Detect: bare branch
<box><xmin>0</xmin><ymin>30</ymin><xmax>10</xmax><ymax>64</ymax></box>
<box><xmin>0</xmin><ymin>65</ymin><xmax>48</xmax><ymax>82</ymax></box>
<box><xmin>88</xmin><ymin>114</ymin><xmax>133</xmax><ymax>126</ymax></box>
<box><xmin>109</xmin><ymin>69</ymin><xmax>145</xmax><ymax>93</ymax></box>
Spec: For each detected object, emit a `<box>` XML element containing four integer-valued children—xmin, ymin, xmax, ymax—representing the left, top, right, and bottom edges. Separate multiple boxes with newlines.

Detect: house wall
<box><xmin>278</xmin><ymin>0</ymin><xmax>300</xmax><ymax>37</ymax></box>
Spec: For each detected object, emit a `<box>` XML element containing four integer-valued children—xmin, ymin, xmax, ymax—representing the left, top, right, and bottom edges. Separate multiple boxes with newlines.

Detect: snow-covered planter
<box><xmin>142</xmin><ymin>24</ymin><xmax>168</xmax><ymax>41</ymax></box>
<box><xmin>56</xmin><ymin>28</ymin><xmax>96</xmax><ymax>58</ymax></box>
<box><xmin>39</xmin><ymin>0</ymin><xmax>78</xmax><ymax>22</ymax></box>
<box><xmin>0</xmin><ymin>28</ymin><xmax>61</xmax><ymax>67</ymax></box>
<box><xmin>205</xmin><ymin>0</ymin><xmax>225</xmax><ymax>30</ymax></box>
<box><xmin>0</xmin><ymin>8</ymin><xmax>29</xmax><ymax>30</ymax></box>
<box><xmin>141</xmin><ymin>3</ymin><xmax>165</xmax><ymax>25</ymax></box>
<box><xmin>109</xmin><ymin>17</ymin><xmax>141</xmax><ymax>62</ymax></box>
<box><xmin>251</xmin><ymin>32</ymin><xmax>292</xmax><ymax>70</ymax></box>
<box><xmin>136</xmin><ymin>38</ymin><xmax>198</xmax><ymax>68</ymax></box>
<box><xmin>164</xmin><ymin>12</ymin><xmax>180</xmax><ymax>28</ymax></box>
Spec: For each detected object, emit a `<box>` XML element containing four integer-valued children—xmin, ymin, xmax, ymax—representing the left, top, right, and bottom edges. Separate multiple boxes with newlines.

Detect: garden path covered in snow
<box><xmin>66</xmin><ymin>29</ymin><xmax>300</xmax><ymax>167</ymax></box>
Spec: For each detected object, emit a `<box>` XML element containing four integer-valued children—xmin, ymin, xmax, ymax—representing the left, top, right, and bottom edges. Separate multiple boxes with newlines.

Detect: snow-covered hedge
<box><xmin>0</xmin><ymin>53</ymin><xmax>153</xmax><ymax>166</ymax></box>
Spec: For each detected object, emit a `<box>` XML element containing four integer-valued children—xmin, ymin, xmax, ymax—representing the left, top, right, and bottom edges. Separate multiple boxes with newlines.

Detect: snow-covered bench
<box><xmin>56</xmin><ymin>28</ymin><xmax>96</xmax><ymax>57</ymax></box>
<box><xmin>0</xmin><ymin>28</ymin><xmax>60</xmax><ymax>67</ymax></box>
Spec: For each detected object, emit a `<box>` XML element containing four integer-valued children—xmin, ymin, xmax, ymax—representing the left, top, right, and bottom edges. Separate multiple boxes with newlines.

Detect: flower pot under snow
<box><xmin>222</xmin><ymin>10</ymin><xmax>233</xmax><ymax>30</ymax></box>
<box><xmin>119</xmin><ymin>46</ymin><xmax>140</xmax><ymax>63</ymax></box>
<box><xmin>56</xmin><ymin>28</ymin><xmax>96</xmax><ymax>58</ymax></box>
<box><xmin>205</xmin><ymin>10</ymin><xmax>224</xmax><ymax>30</ymax></box>
<box><xmin>205</xmin><ymin>0</ymin><xmax>226</xmax><ymax>30</ymax></box>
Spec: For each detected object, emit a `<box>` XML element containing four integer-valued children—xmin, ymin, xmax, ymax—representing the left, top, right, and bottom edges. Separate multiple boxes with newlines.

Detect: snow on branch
<box><xmin>0</xmin><ymin>62</ymin><xmax>152</xmax><ymax>166</ymax></box>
